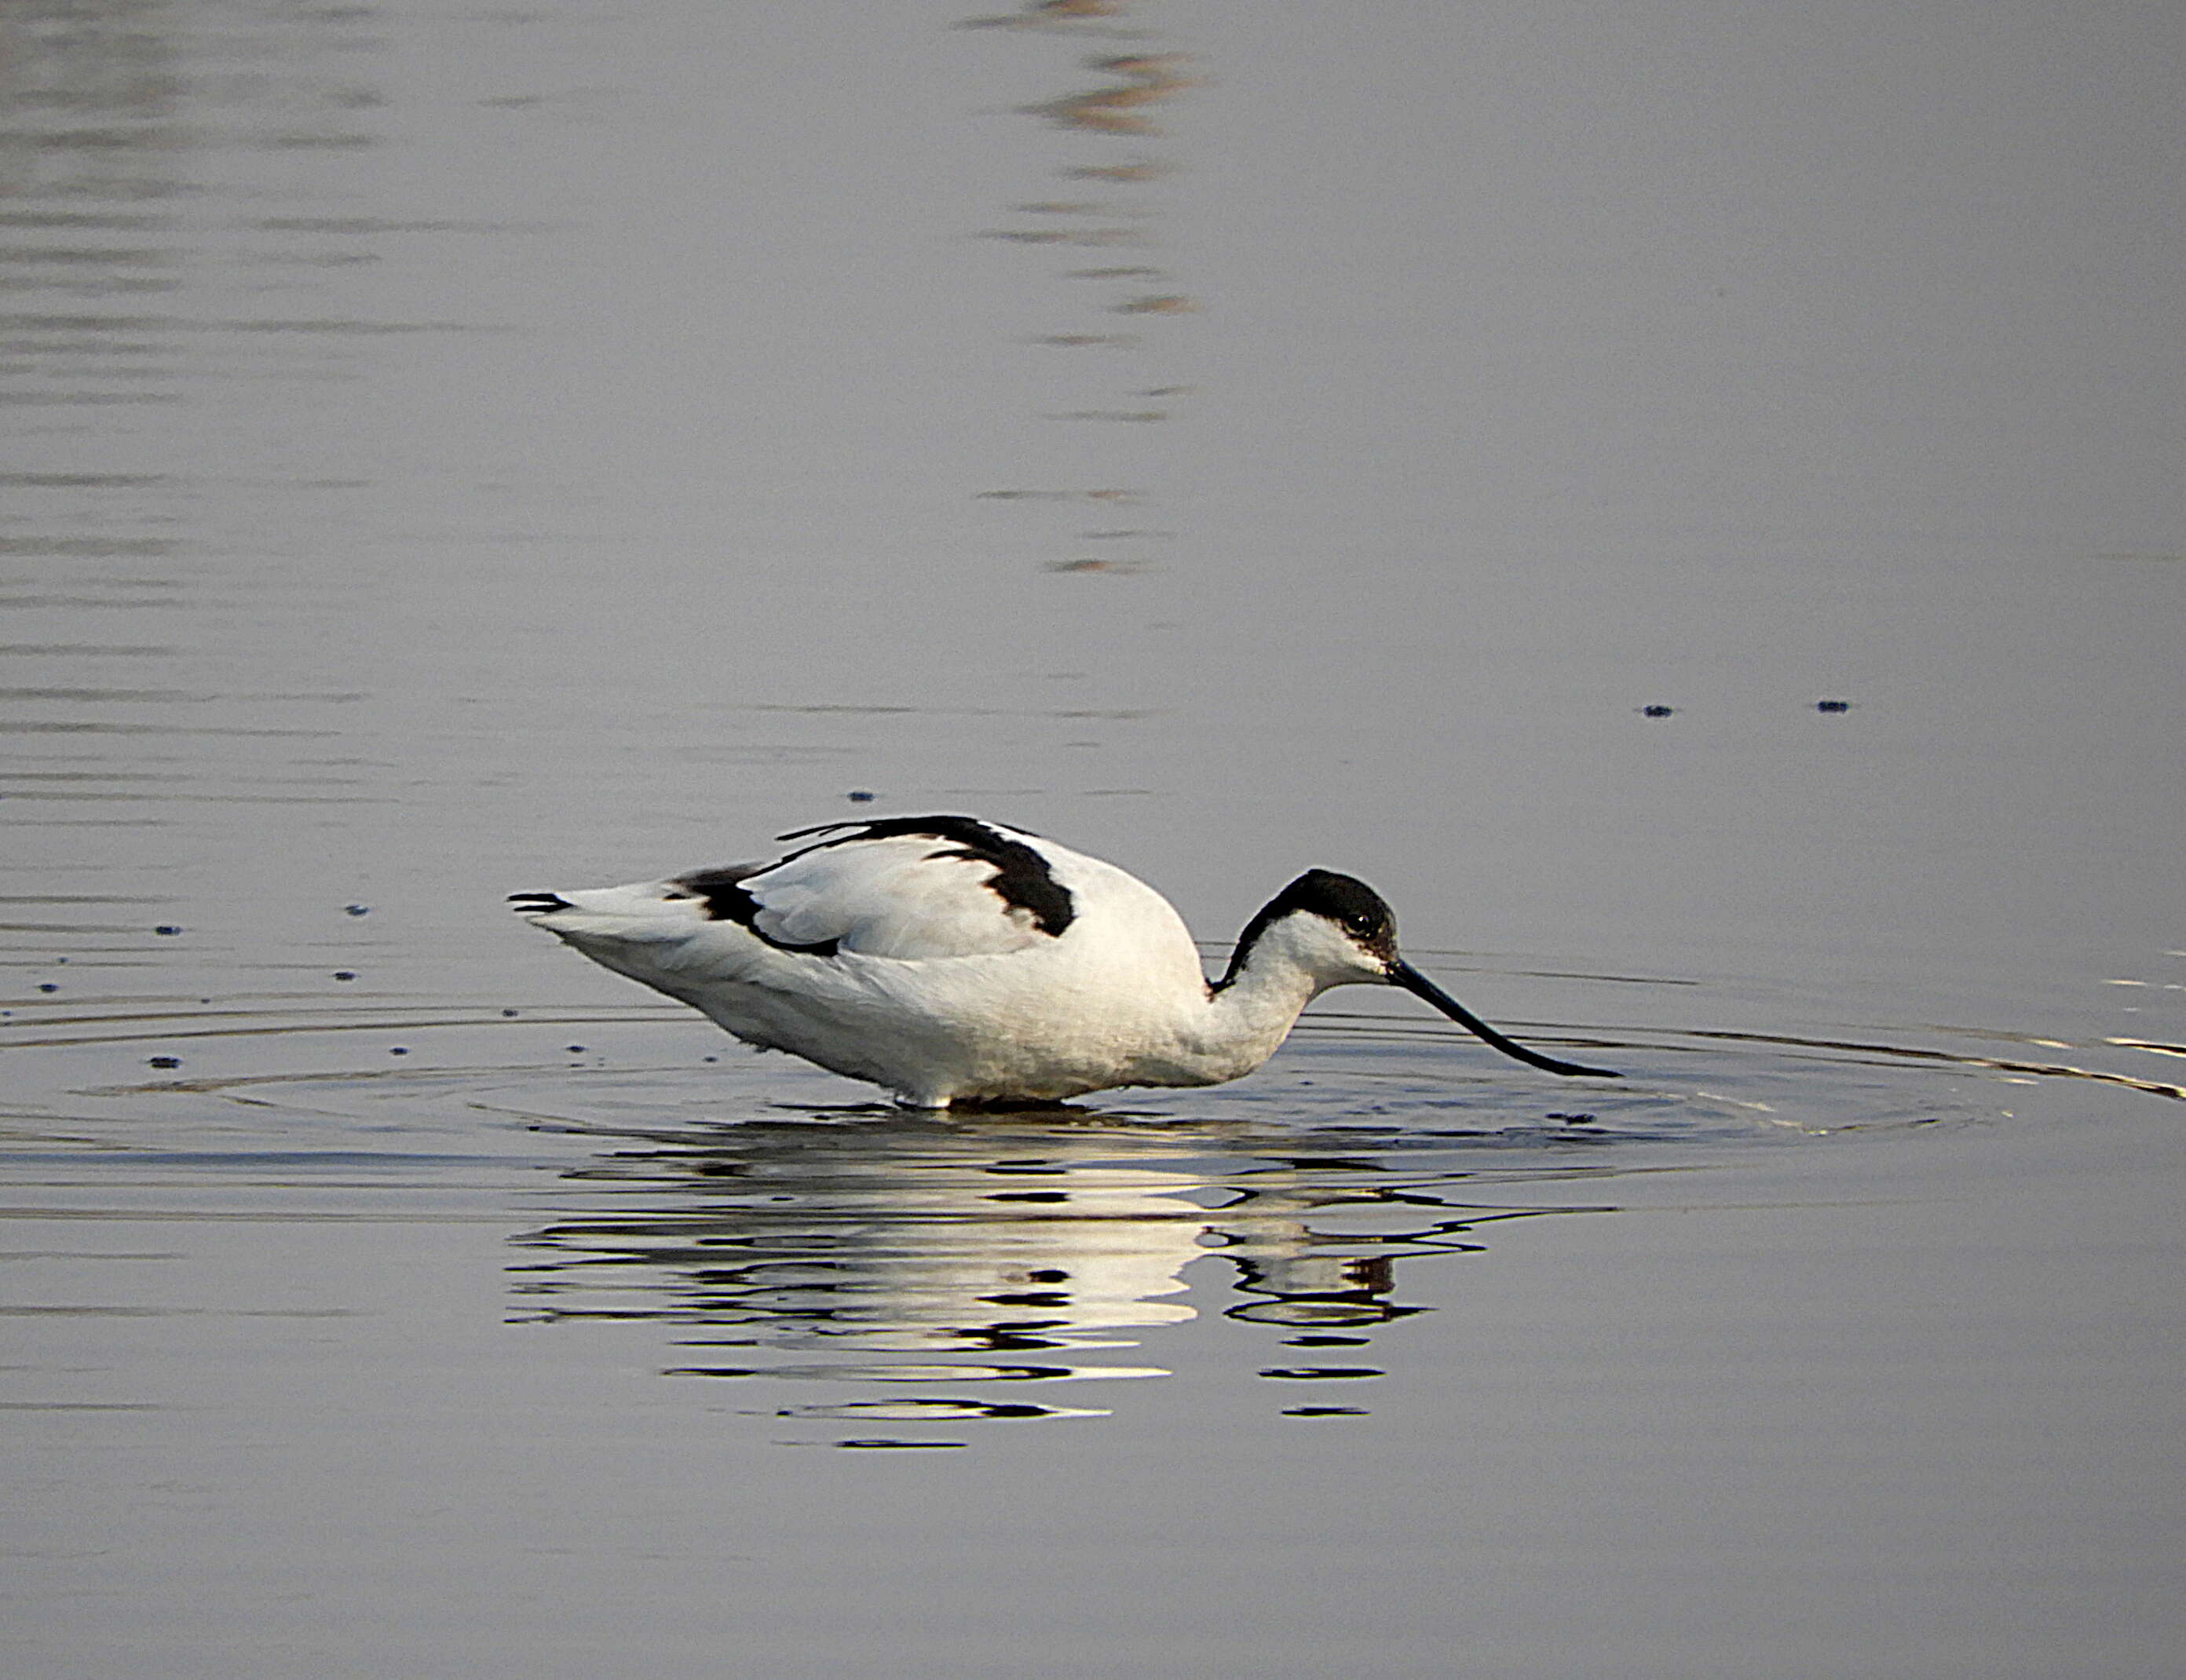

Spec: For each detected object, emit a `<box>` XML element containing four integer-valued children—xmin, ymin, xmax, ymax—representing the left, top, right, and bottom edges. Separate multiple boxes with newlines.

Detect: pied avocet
<box><xmin>510</xmin><ymin>814</ymin><xmax>1617</xmax><ymax>1107</ymax></box>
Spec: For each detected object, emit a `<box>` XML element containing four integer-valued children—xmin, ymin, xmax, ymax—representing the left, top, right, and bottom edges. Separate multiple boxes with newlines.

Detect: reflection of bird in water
<box><xmin>511</xmin><ymin>814</ymin><xmax>1618</xmax><ymax>1108</ymax></box>
<box><xmin>523</xmin><ymin>1123</ymin><xmax>1210</xmax><ymax>1353</ymax></box>
<box><xmin>512</xmin><ymin>1115</ymin><xmax>1515</xmax><ymax>1359</ymax></box>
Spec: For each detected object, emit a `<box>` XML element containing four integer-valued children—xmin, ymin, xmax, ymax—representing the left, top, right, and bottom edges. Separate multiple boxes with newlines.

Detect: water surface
<box><xmin>3</xmin><ymin>2</ymin><xmax>2182</xmax><ymax>1676</ymax></box>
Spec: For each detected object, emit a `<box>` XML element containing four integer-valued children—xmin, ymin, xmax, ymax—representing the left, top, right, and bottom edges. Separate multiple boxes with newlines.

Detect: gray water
<box><xmin>4</xmin><ymin>2</ymin><xmax>2182</xmax><ymax>1676</ymax></box>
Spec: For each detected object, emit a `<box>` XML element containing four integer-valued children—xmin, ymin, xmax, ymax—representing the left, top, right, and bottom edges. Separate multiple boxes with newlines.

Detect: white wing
<box><xmin>735</xmin><ymin>820</ymin><xmax>1073</xmax><ymax>959</ymax></box>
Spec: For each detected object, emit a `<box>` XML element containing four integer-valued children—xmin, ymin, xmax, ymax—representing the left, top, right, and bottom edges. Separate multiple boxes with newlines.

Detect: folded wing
<box><xmin>685</xmin><ymin>819</ymin><xmax>1077</xmax><ymax>960</ymax></box>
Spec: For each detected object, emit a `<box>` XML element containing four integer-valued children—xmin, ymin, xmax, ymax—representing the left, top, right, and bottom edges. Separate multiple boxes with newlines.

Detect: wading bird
<box><xmin>511</xmin><ymin>815</ymin><xmax>1618</xmax><ymax>1108</ymax></box>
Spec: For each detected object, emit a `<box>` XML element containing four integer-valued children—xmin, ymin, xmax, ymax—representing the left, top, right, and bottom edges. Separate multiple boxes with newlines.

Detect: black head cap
<box><xmin>1218</xmin><ymin>869</ymin><xmax>1398</xmax><ymax>988</ymax></box>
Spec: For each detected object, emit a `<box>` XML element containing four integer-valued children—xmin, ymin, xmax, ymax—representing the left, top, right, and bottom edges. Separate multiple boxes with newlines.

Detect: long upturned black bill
<box><xmin>1389</xmin><ymin>960</ymin><xmax>1621</xmax><ymax>1079</ymax></box>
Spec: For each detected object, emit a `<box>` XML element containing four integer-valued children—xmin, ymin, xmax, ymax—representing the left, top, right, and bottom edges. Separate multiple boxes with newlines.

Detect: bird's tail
<box><xmin>507</xmin><ymin>879</ymin><xmax>708</xmax><ymax>944</ymax></box>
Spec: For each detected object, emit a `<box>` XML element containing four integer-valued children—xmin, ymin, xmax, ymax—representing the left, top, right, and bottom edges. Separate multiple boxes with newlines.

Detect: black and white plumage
<box><xmin>510</xmin><ymin>815</ymin><xmax>1618</xmax><ymax>1108</ymax></box>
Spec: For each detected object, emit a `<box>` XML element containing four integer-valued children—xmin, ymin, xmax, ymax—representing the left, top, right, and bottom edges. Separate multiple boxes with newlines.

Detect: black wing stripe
<box><xmin>671</xmin><ymin>866</ymin><xmax>840</xmax><ymax>956</ymax></box>
<box><xmin>766</xmin><ymin>815</ymin><xmax>1077</xmax><ymax>938</ymax></box>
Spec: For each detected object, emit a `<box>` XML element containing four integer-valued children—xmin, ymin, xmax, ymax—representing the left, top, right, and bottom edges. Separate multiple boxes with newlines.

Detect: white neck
<box><xmin>1172</xmin><ymin>916</ymin><xmax>1362</xmax><ymax>1084</ymax></box>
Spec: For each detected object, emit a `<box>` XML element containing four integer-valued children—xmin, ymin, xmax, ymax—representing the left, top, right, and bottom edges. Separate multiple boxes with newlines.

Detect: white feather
<box><xmin>745</xmin><ymin>833</ymin><xmax>1049</xmax><ymax>957</ymax></box>
<box><xmin>511</xmin><ymin>815</ymin><xmax>1616</xmax><ymax>1106</ymax></box>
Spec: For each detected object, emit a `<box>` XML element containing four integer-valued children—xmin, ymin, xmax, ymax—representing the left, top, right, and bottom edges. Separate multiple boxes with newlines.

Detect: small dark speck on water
<box><xmin>846</xmin><ymin>789</ymin><xmax>877</xmax><ymax>802</ymax></box>
<box><xmin>38</xmin><ymin>983</ymin><xmax>58</xmax><ymax>993</ymax></box>
<box><xmin>1816</xmin><ymin>698</ymin><xmax>1852</xmax><ymax>712</ymax></box>
<box><xmin>566</xmin><ymin>1045</ymin><xmax>587</xmax><ymax>1054</ymax></box>
<box><xmin>334</xmin><ymin>971</ymin><xmax>356</xmax><ymax>981</ymax></box>
<box><xmin>501</xmin><ymin>1008</ymin><xmax>518</xmax><ymax>1017</ymax></box>
<box><xmin>1640</xmin><ymin>704</ymin><xmax>1676</xmax><ymax>718</ymax></box>
<box><xmin>389</xmin><ymin>1046</ymin><xmax>408</xmax><ymax>1056</ymax></box>
<box><xmin>148</xmin><ymin>1056</ymin><xmax>180</xmax><ymax>1069</ymax></box>
<box><xmin>703</xmin><ymin>1054</ymin><xmax>718</xmax><ymax>1062</ymax></box>
<box><xmin>345</xmin><ymin>904</ymin><xmax>370</xmax><ymax>917</ymax></box>
<box><xmin>154</xmin><ymin>925</ymin><xmax>182</xmax><ymax>937</ymax></box>
<box><xmin>1548</xmin><ymin>1111</ymin><xmax>1597</xmax><ymax>1124</ymax></box>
